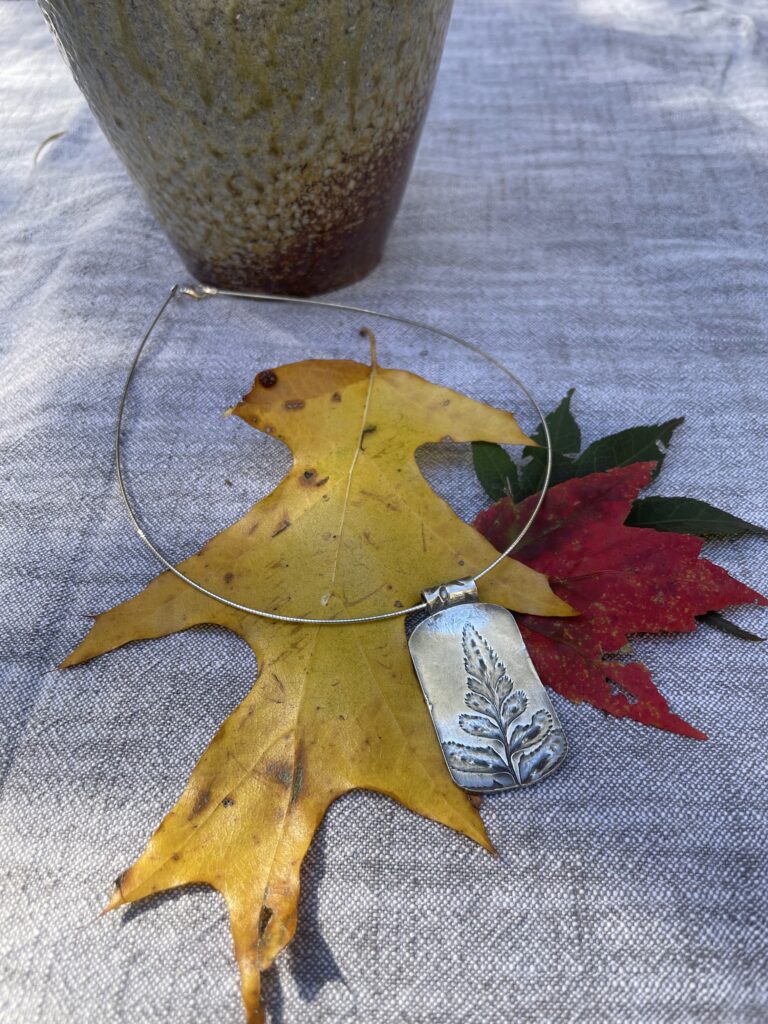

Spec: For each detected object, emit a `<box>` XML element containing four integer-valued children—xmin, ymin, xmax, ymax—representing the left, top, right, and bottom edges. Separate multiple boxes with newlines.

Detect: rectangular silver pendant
<box><xmin>409</xmin><ymin>580</ymin><xmax>567</xmax><ymax>793</ymax></box>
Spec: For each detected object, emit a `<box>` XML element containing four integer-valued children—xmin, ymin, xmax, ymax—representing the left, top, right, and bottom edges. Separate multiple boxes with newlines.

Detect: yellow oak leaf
<box><xmin>62</xmin><ymin>350</ymin><xmax>573</xmax><ymax>1022</ymax></box>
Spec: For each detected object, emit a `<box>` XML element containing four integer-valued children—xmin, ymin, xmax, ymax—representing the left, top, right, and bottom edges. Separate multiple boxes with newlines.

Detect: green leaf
<box><xmin>530</xmin><ymin>387</ymin><xmax>581</xmax><ymax>455</ymax></box>
<box><xmin>517</xmin><ymin>389</ymin><xmax>581</xmax><ymax>499</ymax></box>
<box><xmin>627</xmin><ymin>496</ymin><xmax>768</xmax><ymax>537</ymax></box>
<box><xmin>697</xmin><ymin>611</ymin><xmax>764</xmax><ymax>642</ymax></box>
<box><xmin>570</xmin><ymin>417</ymin><xmax>684</xmax><ymax>481</ymax></box>
<box><xmin>471</xmin><ymin>441</ymin><xmax>518</xmax><ymax>501</ymax></box>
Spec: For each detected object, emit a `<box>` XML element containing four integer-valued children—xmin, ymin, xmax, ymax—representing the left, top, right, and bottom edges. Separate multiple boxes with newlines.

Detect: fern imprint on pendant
<box><xmin>409</xmin><ymin>586</ymin><xmax>567</xmax><ymax>792</ymax></box>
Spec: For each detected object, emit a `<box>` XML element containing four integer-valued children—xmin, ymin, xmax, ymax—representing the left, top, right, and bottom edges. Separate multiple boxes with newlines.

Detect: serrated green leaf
<box><xmin>570</xmin><ymin>417</ymin><xmax>684</xmax><ymax>480</ymax></box>
<box><xmin>530</xmin><ymin>387</ymin><xmax>581</xmax><ymax>455</ymax></box>
<box><xmin>517</xmin><ymin>389</ymin><xmax>581</xmax><ymax>499</ymax></box>
<box><xmin>471</xmin><ymin>441</ymin><xmax>518</xmax><ymax>501</ymax></box>
<box><xmin>697</xmin><ymin>611</ymin><xmax>765</xmax><ymax>642</ymax></box>
<box><xmin>627</xmin><ymin>496</ymin><xmax>767</xmax><ymax>537</ymax></box>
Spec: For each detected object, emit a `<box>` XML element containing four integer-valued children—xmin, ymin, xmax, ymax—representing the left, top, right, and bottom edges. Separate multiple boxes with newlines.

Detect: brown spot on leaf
<box><xmin>265</xmin><ymin>761</ymin><xmax>292</xmax><ymax>787</ymax></box>
<box><xmin>269</xmin><ymin>674</ymin><xmax>286</xmax><ymax>694</ymax></box>
<box><xmin>222</xmin><ymin>797</ymin><xmax>235</xmax><ymax>808</ymax></box>
<box><xmin>300</xmin><ymin>469</ymin><xmax>328</xmax><ymax>487</ymax></box>
<box><xmin>190</xmin><ymin>789</ymin><xmax>211</xmax><ymax>818</ymax></box>
<box><xmin>272</xmin><ymin>518</ymin><xmax>291</xmax><ymax>537</ymax></box>
<box><xmin>331</xmin><ymin>392</ymin><xmax>342</xmax><ymax>402</ymax></box>
<box><xmin>258</xmin><ymin>370</ymin><xmax>278</xmax><ymax>388</ymax></box>
<box><xmin>224</xmin><ymin>572</ymin><xmax>234</xmax><ymax>584</ymax></box>
<box><xmin>258</xmin><ymin>906</ymin><xmax>273</xmax><ymax>939</ymax></box>
<box><xmin>289</xmin><ymin>754</ymin><xmax>304</xmax><ymax>807</ymax></box>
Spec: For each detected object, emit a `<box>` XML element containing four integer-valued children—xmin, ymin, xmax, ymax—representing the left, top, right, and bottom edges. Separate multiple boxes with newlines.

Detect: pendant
<box><xmin>409</xmin><ymin>579</ymin><xmax>567</xmax><ymax>792</ymax></box>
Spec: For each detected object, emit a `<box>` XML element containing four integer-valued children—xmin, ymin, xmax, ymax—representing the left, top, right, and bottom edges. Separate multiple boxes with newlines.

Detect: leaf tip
<box><xmin>667</xmin><ymin>717</ymin><xmax>708</xmax><ymax>741</ymax></box>
<box><xmin>58</xmin><ymin>650</ymin><xmax>81</xmax><ymax>670</ymax></box>
<box><xmin>549</xmin><ymin>594</ymin><xmax>580</xmax><ymax>618</ymax></box>
<box><xmin>102</xmin><ymin>888</ymin><xmax>124</xmax><ymax>915</ymax></box>
<box><xmin>685</xmin><ymin>725</ymin><xmax>708</xmax><ymax>741</ymax></box>
<box><xmin>482</xmin><ymin>835</ymin><xmax>499</xmax><ymax>857</ymax></box>
<box><xmin>58</xmin><ymin>641</ymin><xmax>92</xmax><ymax>670</ymax></box>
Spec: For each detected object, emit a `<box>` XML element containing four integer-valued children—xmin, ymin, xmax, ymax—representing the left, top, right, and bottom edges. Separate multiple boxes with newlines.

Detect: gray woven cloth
<box><xmin>1</xmin><ymin>1</ymin><xmax>767</xmax><ymax>1021</ymax></box>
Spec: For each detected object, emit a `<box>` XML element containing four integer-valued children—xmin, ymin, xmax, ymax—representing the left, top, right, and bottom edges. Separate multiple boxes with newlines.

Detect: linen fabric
<box><xmin>1</xmin><ymin>2</ymin><xmax>766</xmax><ymax>1022</ymax></box>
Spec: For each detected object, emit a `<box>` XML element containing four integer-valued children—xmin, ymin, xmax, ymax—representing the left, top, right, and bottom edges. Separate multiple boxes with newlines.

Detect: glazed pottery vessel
<box><xmin>39</xmin><ymin>0</ymin><xmax>454</xmax><ymax>295</ymax></box>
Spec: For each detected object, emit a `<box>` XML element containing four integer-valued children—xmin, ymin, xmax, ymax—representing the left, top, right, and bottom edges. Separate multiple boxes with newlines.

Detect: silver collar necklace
<box><xmin>115</xmin><ymin>284</ymin><xmax>567</xmax><ymax>793</ymax></box>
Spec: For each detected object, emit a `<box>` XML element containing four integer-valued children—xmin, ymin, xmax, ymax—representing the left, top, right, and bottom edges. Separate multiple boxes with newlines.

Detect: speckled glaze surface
<box><xmin>38</xmin><ymin>0</ymin><xmax>454</xmax><ymax>295</ymax></box>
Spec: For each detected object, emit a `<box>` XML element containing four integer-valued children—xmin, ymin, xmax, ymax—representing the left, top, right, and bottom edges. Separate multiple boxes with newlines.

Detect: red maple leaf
<box><xmin>474</xmin><ymin>462</ymin><xmax>766</xmax><ymax>739</ymax></box>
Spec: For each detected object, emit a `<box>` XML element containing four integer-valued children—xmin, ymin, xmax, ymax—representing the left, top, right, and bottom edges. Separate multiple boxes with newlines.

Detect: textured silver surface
<box><xmin>2</xmin><ymin>2</ymin><xmax>768</xmax><ymax>1023</ymax></box>
<box><xmin>410</xmin><ymin>602</ymin><xmax>567</xmax><ymax>791</ymax></box>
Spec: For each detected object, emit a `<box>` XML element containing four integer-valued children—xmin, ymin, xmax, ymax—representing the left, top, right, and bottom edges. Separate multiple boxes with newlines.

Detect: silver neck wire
<box><xmin>115</xmin><ymin>284</ymin><xmax>552</xmax><ymax>626</ymax></box>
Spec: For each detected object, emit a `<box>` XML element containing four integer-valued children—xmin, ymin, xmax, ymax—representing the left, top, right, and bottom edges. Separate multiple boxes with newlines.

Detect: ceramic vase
<box><xmin>39</xmin><ymin>0</ymin><xmax>454</xmax><ymax>295</ymax></box>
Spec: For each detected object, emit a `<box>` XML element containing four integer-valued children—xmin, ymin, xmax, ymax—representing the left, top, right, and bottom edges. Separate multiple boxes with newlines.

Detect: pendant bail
<box><xmin>422</xmin><ymin>577</ymin><xmax>478</xmax><ymax>613</ymax></box>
